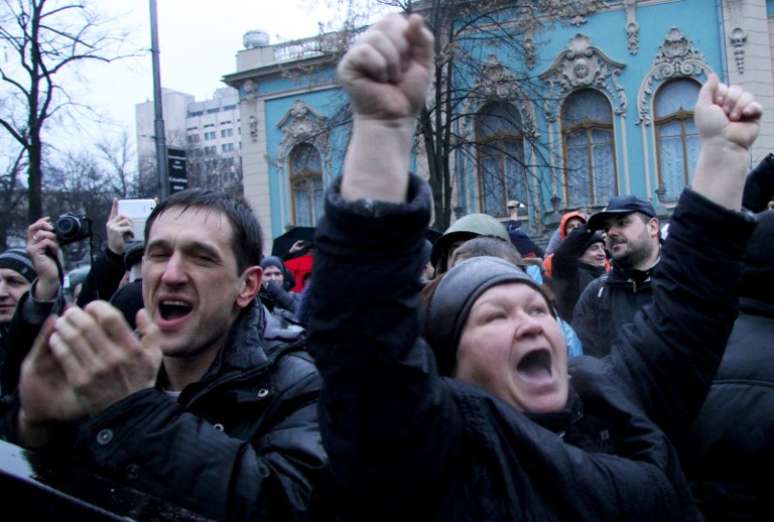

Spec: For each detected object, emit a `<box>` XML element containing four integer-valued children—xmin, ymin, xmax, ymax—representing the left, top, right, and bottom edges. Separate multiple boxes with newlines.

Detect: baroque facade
<box><xmin>224</xmin><ymin>0</ymin><xmax>774</xmax><ymax>249</ymax></box>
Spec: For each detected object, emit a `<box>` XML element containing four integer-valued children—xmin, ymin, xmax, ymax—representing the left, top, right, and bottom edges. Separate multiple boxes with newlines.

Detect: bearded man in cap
<box><xmin>571</xmin><ymin>194</ymin><xmax>661</xmax><ymax>357</ymax></box>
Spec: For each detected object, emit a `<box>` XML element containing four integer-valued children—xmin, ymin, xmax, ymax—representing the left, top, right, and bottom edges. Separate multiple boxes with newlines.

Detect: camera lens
<box><xmin>56</xmin><ymin>215</ymin><xmax>79</xmax><ymax>240</ymax></box>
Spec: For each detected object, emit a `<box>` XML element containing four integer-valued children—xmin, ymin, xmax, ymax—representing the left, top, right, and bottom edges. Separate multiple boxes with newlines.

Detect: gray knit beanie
<box><xmin>425</xmin><ymin>256</ymin><xmax>554</xmax><ymax>375</ymax></box>
<box><xmin>0</xmin><ymin>248</ymin><xmax>37</xmax><ymax>283</ymax></box>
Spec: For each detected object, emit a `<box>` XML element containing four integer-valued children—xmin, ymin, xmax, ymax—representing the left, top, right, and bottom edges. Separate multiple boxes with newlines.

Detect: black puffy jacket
<box><xmin>3</xmin><ymin>301</ymin><xmax>328</xmax><ymax>522</ymax></box>
<box><xmin>684</xmin><ymin>297</ymin><xmax>774</xmax><ymax>521</ymax></box>
<box><xmin>309</xmin><ymin>174</ymin><xmax>753</xmax><ymax>521</ymax></box>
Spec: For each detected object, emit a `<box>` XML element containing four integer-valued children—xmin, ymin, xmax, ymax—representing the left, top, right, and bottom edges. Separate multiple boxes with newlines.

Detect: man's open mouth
<box><xmin>516</xmin><ymin>348</ymin><xmax>553</xmax><ymax>380</ymax></box>
<box><xmin>158</xmin><ymin>299</ymin><xmax>193</xmax><ymax>321</ymax></box>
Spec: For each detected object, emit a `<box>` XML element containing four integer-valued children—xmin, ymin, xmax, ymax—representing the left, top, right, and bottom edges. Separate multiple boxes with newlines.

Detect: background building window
<box><xmin>289</xmin><ymin>143</ymin><xmax>323</xmax><ymax>226</ymax></box>
<box><xmin>561</xmin><ymin>89</ymin><xmax>617</xmax><ymax>207</ymax></box>
<box><xmin>475</xmin><ymin>101</ymin><xmax>528</xmax><ymax>217</ymax></box>
<box><xmin>221</xmin><ymin>128</ymin><xmax>233</xmax><ymax>138</ymax></box>
<box><xmin>654</xmin><ymin>79</ymin><xmax>701</xmax><ymax>201</ymax></box>
<box><xmin>222</xmin><ymin>143</ymin><xmax>234</xmax><ymax>153</ymax></box>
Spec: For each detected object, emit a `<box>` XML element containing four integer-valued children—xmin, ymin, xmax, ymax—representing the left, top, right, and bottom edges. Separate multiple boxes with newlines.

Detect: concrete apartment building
<box><xmin>135</xmin><ymin>87</ymin><xmax>242</xmax><ymax>194</ymax></box>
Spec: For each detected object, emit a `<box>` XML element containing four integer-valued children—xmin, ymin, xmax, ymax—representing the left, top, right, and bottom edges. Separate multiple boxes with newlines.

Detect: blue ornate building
<box><xmin>224</xmin><ymin>0</ymin><xmax>774</xmax><ymax>247</ymax></box>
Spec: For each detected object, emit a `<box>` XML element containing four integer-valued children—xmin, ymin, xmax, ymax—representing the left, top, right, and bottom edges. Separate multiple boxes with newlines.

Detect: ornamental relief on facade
<box><xmin>465</xmin><ymin>55</ymin><xmax>538</xmax><ymax>138</ymax></box>
<box><xmin>276</xmin><ymin>100</ymin><xmax>330</xmax><ymax>160</ymax></box>
<box><xmin>637</xmin><ymin>27</ymin><xmax>712</xmax><ymax>126</ymax></box>
<box><xmin>539</xmin><ymin>34</ymin><xmax>627</xmax><ymax>122</ymax></box>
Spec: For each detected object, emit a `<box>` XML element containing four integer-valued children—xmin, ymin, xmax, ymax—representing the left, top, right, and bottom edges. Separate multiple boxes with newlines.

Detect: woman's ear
<box><xmin>236</xmin><ymin>266</ymin><xmax>263</xmax><ymax>308</ymax></box>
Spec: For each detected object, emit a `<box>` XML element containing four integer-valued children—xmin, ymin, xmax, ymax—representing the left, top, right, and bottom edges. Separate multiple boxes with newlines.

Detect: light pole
<box><xmin>149</xmin><ymin>0</ymin><xmax>169</xmax><ymax>199</ymax></box>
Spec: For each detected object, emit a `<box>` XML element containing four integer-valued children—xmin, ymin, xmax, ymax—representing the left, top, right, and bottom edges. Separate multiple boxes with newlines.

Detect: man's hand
<box><xmin>339</xmin><ymin>14</ymin><xmax>434</xmax><ymax>203</ymax></box>
<box><xmin>106</xmin><ymin>199</ymin><xmax>133</xmax><ymax>255</ymax></box>
<box><xmin>693</xmin><ymin>74</ymin><xmax>763</xmax><ymax>210</ymax></box>
<box><xmin>338</xmin><ymin>13</ymin><xmax>434</xmax><ymax>122</ymax></box>
<box><xmin>46</xmin><ymin>302</ymin><xmax>162</xmax><ymax>416</ymax></box>
<box><xmin>26</xmin><ymin>217</ymin><xmax>61</xmax><ymax>301</ymax></box>
<box><xmin>18</xmin><ymin>316</ymin><xmax>86</xmax><ymax>447</ymax></box>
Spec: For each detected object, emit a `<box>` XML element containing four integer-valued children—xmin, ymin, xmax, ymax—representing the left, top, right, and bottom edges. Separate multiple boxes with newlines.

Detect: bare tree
<box><xmin>95</xmin><ymin>129</ymin><xmax>138</xmax><ymax>199</ymax></box>
<box><xmin>0</xmin><ymin>146</ymin><xmax>27</xmax><ymax>250</ymax></box>
<box><xmin>0</xmin><ymin>0</ymin><xmax>129</xmax><ymax>223</ymax></box>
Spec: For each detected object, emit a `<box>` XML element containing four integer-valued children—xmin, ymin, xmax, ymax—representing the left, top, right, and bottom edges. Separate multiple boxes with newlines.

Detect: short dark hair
<box><xmin>144</xmin><ymin>189</ymin><xmax>263</xmax><ymax>273</ymax></box>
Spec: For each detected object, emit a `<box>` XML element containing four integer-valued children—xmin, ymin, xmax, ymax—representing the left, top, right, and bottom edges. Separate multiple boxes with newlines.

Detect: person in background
<box><xmin>0</xmin><ymin>248</ymin><xmax>36</xmax><ymax>396</ymax></box>
<box><xmin>572</xmin><ymin>195</ymin><xmax>661</xmax><ymax>357</ymax></box>
<box><xmin>542</xmin><ymin>210</ymin><xmax>588</xmax><ymax>277</ymax></box>
<box><xmin>548</xmin><ymin>225</ymin><xmax>608</xmax><ymax>323</ymax></box>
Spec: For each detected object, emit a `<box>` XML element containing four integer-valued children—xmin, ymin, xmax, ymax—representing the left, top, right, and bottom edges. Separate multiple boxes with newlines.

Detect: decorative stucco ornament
<box><xmin>730</xmin><ymin>27</ymin><xmax>747</xmax><ymax>75</ymax></box>
<box><xmin>624</xmin><ymin>0</ymin><xmax>639</xmax><ymax>55</ymax></box>
<box><xmin>636</xmin><ymin>27</ymin><xmax>712</xmax><ymax>126</ymax></box>
<box><xmin>276</xmin><ymin>100</ymin><xmax>330</xmax><ymax>158</ymax></box>
<box><xmin>539</xmin><ymin>34</ymin><xmax>627</xmax><ymax>122</ymax></box>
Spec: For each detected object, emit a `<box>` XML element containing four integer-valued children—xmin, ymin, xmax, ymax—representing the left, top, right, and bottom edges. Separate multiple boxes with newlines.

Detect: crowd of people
<box><xmin>0</xmin><ymin>13</ymin><xmax>772</xmax><ymax>522</ymax></box>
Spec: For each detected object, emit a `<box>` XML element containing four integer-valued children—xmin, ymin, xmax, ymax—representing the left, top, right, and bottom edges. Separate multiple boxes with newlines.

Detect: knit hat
<box><xmin>425</xmin><ymin>256</ymin><xmax>554</xmax><ymax>375</ymax></box>
<box><xmin>0</xmin><ymin>248</ymin><xmax>36</xmax><ymax>283</ymax></box>
<box><xmin>582</xmin><ymin>231</ymin><xmax>605</xmax><ymax>253</ymax></box>
<box><xmin>740</xmin><ymin>210</ymin><xmax>774</xmax><ymax>302</ymax></box>
<box><xmin>260</xmin><ymin>255</ymin><xmax>285</xmax><ymax>272</ymax></box>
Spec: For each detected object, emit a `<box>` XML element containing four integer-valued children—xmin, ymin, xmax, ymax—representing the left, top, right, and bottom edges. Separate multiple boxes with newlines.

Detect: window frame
<box><xmin>560</xmin><ymin>89</ymin><xmax>618</xmax><ymax>207</ymax></box>
<box><xmin>288</xmin><ymin>143</ymin><xmax>324</xmax><ymax>226</ymax></box>
<box><xmin>474</xmin><ymin>101</ymin><xmax>526</xmax><ymax>217</ymax></box>
<box><xmin>653</xmin><ymin>78</ymin><xmax>701</xmax><ymax>198</ymax></box>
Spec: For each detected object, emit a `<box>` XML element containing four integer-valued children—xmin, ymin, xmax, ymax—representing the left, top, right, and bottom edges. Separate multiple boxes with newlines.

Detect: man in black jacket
<box><xmin>308</xmin><ymin>13</ymin><xmax>760</xmax><ymax>521</ymax></box>
<box><xmin>572</xmin><ymin>195</ymin><xmax>661</xmax><ymax>357</ymax></box>
<box><xmin>5</xmin><ymin>190</ymin><xmax>326</xmax><ymax>521</ymax></box>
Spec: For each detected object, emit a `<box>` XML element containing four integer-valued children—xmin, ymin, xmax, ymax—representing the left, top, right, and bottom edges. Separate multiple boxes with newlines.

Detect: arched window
<box><xmin>289</xmin><ymin>143</ymin><xmax>323</xmax><ymax>226</ymax></box>
<box><xmin>475</xmin><ymin>102</ymin><xmax>528</xmax><ymax>217</ymax></box>
<box><xmin>562</xmin><ymin>89</ymin><xmax>617</xmax><ymax>207</ymax></box>
<box><xmin>654</xmin><ymin>79</ymin><xmax>701</xmax><ymax>201</ymax></box>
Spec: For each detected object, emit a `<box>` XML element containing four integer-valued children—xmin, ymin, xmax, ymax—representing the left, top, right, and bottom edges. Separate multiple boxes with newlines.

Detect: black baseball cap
<box><xmin>587</xmin><ymin>195</ymin><xmax>656</xmax><ymax>231</ymax></box>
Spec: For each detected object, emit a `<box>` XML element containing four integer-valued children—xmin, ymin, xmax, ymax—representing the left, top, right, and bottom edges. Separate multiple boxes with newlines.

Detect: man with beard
<box><xmin>571</xmin><ymin>195</ymin><xmax>661</xmax><ymax>357</ymax></box>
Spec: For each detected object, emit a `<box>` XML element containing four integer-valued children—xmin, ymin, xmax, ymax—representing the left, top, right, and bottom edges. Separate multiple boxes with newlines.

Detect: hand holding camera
<box><xmin>26</xmin><ymin>217</ymin><xmax>62</xmax><ymax>301</ymax></box>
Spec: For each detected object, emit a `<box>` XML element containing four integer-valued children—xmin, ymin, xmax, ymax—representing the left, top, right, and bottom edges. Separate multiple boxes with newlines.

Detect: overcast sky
<box><xmin>45</xmin><ymin>0</ymin><xmax>389</xmax><ymax>156</ymax></box>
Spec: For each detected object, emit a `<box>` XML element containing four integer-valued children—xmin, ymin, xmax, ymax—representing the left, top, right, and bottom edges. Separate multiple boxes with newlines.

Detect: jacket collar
<box><xmin>525</xmin><ymin>386</ymin><xmax>583</xmax><ymax>435</ymax></box>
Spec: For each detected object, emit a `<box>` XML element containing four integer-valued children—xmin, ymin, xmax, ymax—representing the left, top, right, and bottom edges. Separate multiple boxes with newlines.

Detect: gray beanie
<box><xmin>425</xmin><ymin>256</ymin><xmax>553</xmax><ymax>375</ymax></box>
<box><xmin>0</xmin><ymin>248</ymin><xmax>36</xmax><ymax>283</ymax></box>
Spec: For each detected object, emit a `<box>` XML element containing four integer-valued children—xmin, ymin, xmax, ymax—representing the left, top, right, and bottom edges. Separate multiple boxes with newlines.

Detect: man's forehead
<box><xmin>150</xmin><ymin>206</ymin><xmax>232</xmax><ymax>236</ymax></box>
<box><xmin>0</xmin><ymin>267</ymin><xmax>25</xmax><ymax>279</ymax></box>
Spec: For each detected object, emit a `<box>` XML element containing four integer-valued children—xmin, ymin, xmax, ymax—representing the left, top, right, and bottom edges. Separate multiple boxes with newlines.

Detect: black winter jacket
<box><xmin>308</xmin><ymin>174</ymin><xmax>753</xmax><ymax>521</ymax></box>
<box><xmin>684</xmin><ymin>297</ymin><xmax>774</xmax><ymax>521</ymax></box>
<box><xmin>572</xmin><ymin>259</ymin><xmax>657</xmax><ymax>357</ymax></box>
<box><xmin>2</xmin><ymin>300</ymin><xmax>327</xmax><ymax>522</ymax></box>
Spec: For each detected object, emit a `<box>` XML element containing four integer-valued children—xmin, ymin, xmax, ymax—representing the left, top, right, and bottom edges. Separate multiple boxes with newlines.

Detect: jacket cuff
<box><xmin>20</xmin><ymin>282</ymin><xmax>62</xmax><ymax>323</ymax></box>
<box><xmin>317</xmin><ymin>173</ymin><xmax>432</xmax><ymax>258</ymax></box>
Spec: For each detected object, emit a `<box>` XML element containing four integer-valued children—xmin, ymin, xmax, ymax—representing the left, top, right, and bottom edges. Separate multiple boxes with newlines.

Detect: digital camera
<box><xmin>54</xmin><ymin>213</ymin><xmax>93</xmax><ymax>246</ymax></box>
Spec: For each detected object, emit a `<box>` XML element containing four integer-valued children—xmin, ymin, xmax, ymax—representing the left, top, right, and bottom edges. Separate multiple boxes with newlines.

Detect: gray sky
<box><xmin>49</xmin><ymin>0</ymin><xmax>387</xmax><ymax>156</ymax></box>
